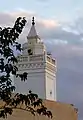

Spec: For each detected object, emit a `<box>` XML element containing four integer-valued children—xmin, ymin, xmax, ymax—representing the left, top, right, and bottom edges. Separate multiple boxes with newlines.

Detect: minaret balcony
<box><xmin>17</xmin><ymin>54</ymin><xmax>45</xmax><ymax>63</ymax></box>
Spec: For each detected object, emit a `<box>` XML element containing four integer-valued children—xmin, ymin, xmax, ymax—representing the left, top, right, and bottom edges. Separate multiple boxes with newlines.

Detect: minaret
<box><xmin>14</xmin><ymin>17</ymin><xmax>57</xmax><ymax>101</ymax></box>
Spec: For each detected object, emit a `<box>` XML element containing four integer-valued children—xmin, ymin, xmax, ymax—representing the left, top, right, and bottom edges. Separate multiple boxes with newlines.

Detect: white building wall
<box><xmin>14</xmin><ymin>68</ymin><xmax>46</xmax><ymax>99</ymax></box>
<box><xmin>34</xmin><ymin>48</ymin><xmax>43</xmax><ymax>55</ymax></box>
<box><xmin>45</xmin><ymin>70</ymin><xmax>56</xmax><ymax>100</ymax></box>
<box><xmin>14</xmin><ymin>53</ymin><xmax>57</xmax><ymax>101</ymax></box>
<box><xmin>34</xmin><ymin>43</ymin><xmax>45</xmax><ymax>55</ymax></box>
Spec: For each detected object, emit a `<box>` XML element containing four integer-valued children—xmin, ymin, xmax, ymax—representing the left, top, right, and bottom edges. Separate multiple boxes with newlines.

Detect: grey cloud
<box><xmin>0</xmin><ymin>12</ymin><xmax>14</xmax><ymax>26</ymax></box>
<box><xmin>0</xmin><ymin>11</ymin><xmax>82</xmax><ymax>46</ymax></box>
<box><xmin>68</xmin><ymin>17</ymin><xmax>83</xmax><ymax>38</ymax></box>
<box><xmin>71</xmin><ymin>17</ymin><xmax>83</xmax><ymax>33</ymax></box>
<box><xmin>23</xmin><ymin>20</ymin><xmax>83</xmax><ymax>46</ymax></box>
<box><xmin>38</xmin><ymin>26</ymin><xmax>82</xmax><ymax>45</ymax></box>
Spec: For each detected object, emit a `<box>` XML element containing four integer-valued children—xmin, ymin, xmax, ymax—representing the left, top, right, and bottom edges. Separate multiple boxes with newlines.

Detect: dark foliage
<box><xmin>0</xmin><ymin>17</ymin><xmax>52</xmax><ymax>119</ymax></box>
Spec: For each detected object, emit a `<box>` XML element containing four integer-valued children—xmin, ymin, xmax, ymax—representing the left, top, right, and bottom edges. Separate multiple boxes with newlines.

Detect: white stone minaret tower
<box><xmin>14</xmin><ymin>17</ymin><xmax>57</xmax><ymax>101</ymax></box>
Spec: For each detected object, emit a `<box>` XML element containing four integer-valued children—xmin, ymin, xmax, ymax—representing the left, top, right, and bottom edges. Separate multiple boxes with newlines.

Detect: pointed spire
<box><xmin>27</xmin><ymin>17</ymin><xmax>40</xmax><ymax>39</ymax></box>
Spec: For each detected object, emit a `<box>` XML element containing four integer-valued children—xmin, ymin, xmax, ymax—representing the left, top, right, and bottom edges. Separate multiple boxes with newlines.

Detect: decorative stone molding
<box><xmin>17</xmin><ymin>62</ymin><xmax>44</xmax><ymax>70</ymax></box>
<box><xmin>17</xmin><ymin>55</ymin><xmax>44</xmax><ymax>62</ymax></box>
<box><xmin>46</xmin><ymin>62</ymin><xmax>56</xmax><ymax>72</ymax></box>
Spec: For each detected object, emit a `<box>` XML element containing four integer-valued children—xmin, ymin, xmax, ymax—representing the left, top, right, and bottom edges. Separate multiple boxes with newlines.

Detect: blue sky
<box><xmin>0</xmin><ymin>0</ymin><xmax>83</xmax><ymax>21</ymax></box>
<box><xmin>0</xmin><ymin>0</ymin><xmax>83</xmax><ymax>120</ymax></box>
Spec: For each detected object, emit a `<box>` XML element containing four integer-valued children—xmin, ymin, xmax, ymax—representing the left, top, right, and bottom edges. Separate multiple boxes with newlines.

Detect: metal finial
<box><xmin>32</xmin><ymin>17</ymin><xmax>35</xmax><ymax>25</ymax></box>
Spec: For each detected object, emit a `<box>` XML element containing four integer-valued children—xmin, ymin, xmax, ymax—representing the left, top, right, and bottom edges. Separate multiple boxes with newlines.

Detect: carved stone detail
<box><xmin>17</xmin><ymin>62</ymin><xmax>44</xmax><ymax>70</ymax></box>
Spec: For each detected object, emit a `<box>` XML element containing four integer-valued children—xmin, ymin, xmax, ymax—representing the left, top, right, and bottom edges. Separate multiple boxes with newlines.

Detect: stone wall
<box><xmin>0</xmin><ymin>100</ymin><xmax>78</xmax><ymax>120</ymax></box>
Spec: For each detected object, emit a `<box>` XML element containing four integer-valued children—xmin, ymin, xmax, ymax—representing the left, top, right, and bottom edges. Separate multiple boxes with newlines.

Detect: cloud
<box><xmin>44</xmin><ymin>39</ymin><xmax>68</xmax><ymax>45</ymax></box>
<box><xmin>0</xmin><ymin>9</ymin><xmax>83</xmax><ymax>120</ymax></box>
<box><xmin>9</xmin><ymin>9</ymin><xmax>36</xmax><ymax>19</ymax></box>
<box><xmin>38</xmin><ymin>19</ymin><xmax>59</xmax><ymax>28</ymax></box>
<box><xmin>0</xmin><ymin>9</ymin><xmax>83</xmax><ymax>46</ymax></box>
<box><xmin>0</xmin><ymin>12</ymin><xmax>14</xmax><ymax>26</ymax></box>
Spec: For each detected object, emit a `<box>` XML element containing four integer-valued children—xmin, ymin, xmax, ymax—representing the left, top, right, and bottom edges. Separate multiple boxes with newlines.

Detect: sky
<box><xmin>0</xmin><ymin>0</ymin><xmax>83</xmax><ymax>119</ymax></box>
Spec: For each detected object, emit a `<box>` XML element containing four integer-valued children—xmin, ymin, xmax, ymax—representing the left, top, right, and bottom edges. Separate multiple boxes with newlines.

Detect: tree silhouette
<box><xmin>0</xmin><ymin>17</ymin><xmax>52</xmax><ymax>119</ymax></box>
